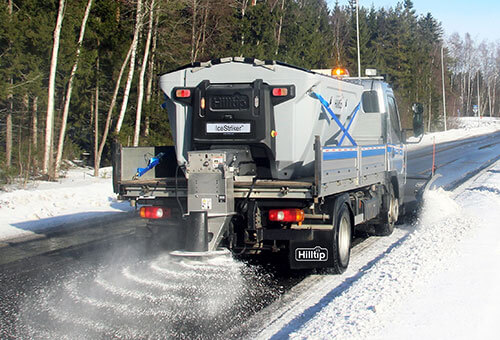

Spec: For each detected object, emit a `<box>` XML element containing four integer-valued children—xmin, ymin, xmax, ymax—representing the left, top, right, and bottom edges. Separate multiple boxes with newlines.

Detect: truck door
<box><xmin>386</xmin><ymin>95</ymin><xmax>406</xmax><ymax>185</ymax></box>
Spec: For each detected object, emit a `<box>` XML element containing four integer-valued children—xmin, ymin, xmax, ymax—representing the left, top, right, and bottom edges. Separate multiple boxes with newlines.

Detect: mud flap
<box><xmin>288</xmin><ymin>229</ymin><xmax>335</xmax><ymax>269</ymax></box>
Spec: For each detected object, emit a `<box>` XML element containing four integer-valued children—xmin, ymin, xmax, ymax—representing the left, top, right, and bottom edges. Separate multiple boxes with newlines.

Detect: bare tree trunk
<box><xmin>94</xmin><ymin>57</ymin><xmax>99</xmax><ymax>177</ymax></box>
<box><xmin>467</xmin><ymin>72</ymin><xmax>473</xmax><ymax>115</ymax></box>
<box><xmin>55</xmin><ymin>0</ymin><xmax>93</xmax><ymax>177</ymax></box>
<box><xmin>428</xmin><ymin>85</ymin><xmax>432</xmax><ymax>132</ymax></box>
<box><xmin>90</xmin><ymin>92</ymin><xmax>95</xmax><ymax>169</ymax></box>
<box><xmin>240</xmin><ymin>0</ymin><xmax>249</xmax><ymax>49</ymax></box>
<box><xmin>461</xmin><ymin>75</ymin><xmax>466</xmax><ymax>114</ymax></box>
<box><xmin>32</xmin><ymin>96</ymin><xmax>38</xmax><ymax>170</ymax></box>
<box><xmin>32</xmin><ymin>96</ymin><xmax>38</xmax><ymax>149</ymax></box>
<box><xmin>488</xmin><ymin>80</ymin><xmax>492</xmax><ymax>117</ymax></box>
<box><xmin>94</xmin><ymin>41</ymin><xmax>134</xmax><ymax>177</ymax></box>
<box><xmin>493</xmin><ymin>78</ymin><xmax>497</xmax><ymax>117</ymax></box>
<box><xmin>17</xmin><ymin>113</ymin><xmax>23</xmax><ymax>177</ymax></box>
<box><xmin>18</xmin><ymin>94</ymin><xmax>29</xmax><ymax>177</ymax></box>
<box><xmin>6</xmin><ymin>0</ymin><xmax>13</xmax><ymax>168</ymax></box>
<box><xmin>199</xmin><ymin>1</ymin><xmax>208</xmax><ymax>58</ymax></box>
<box><xmin>144</xmin><ymin>2</ymin><xmax>160</xmax><ymax>138</ymax></box>
<box><xmin>275</xmin><ymin>0</ymin><xmax>285</xmax><ymax>55</ymax></box>
<box><xmin>43</xmin><ymin>0</ymin><xmax>66</xmax><ymax>177</ymax></box>
<box><xmin>115</xmin><ymin>0</ymin><xmax>144</xmax><ymax>134</ymax></box>
<box><xmin>6</xmin><ymin>89</ymin><xmax>12</xmax><ymax>168</ymax></box>
<box><xmin>134</xmin><ymin>0</ymin><xmax>155</xmax><ymax>147</ymax></box>
<box><xmin>190</xmin><ymin>0</ymin><xmax>198</xmax><ymax>62</ymax></box>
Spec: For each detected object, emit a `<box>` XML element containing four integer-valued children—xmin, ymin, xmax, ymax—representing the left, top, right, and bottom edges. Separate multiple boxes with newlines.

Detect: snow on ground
<box><xmin>0</xmin><ymin>167</ymin><xmax>133</xmax><ymax>242</ymax></box>
<box><xmin>285</xmin><ymin>160</ymin><xmax>500</xmax><ymax>339</ymax></box>
<box><xmin>407</xmin><ymin>116</ymin><xmax>500</xmax><ymax>150</ymax></box>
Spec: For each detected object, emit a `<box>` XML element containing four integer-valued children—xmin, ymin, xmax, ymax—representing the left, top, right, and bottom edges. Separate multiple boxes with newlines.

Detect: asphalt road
<box><xmin>0</xmin><ymin>224</ymin><xmax>301</xmax><ymax>340</ymax></box>
<box><xmin>2</xmin><ymin>132</ymin><xmax>500</xmax><ymax>339</ymax></box>
<box><xmin>404</xmin><ymin>130</ymin><xmax>500</xmax><ymax>210</ymax></box>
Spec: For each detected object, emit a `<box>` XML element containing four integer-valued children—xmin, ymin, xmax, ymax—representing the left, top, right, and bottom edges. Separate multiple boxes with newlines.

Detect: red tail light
<box><xmin>268</xmin><ymin>209</ymin><xmax>304</xmax><ymax>223</ymax></box>
<box><xmin>175</xmin><ymin>89</ymin><xmax>191</xmax><ymax>98</ymax></box>
<box><xmin>272</xmin><ymin>87</ymin><xmax>288</xmax><ymax>96</ymax></box>
<box><xmin>140</xmin><ymin>206</ymin><xmax>171</xmax><ymax>219</ymax></box>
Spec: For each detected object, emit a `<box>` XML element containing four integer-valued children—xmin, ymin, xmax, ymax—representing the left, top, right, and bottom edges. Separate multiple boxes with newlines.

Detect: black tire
<box><xmin>375</xmin><ymin>182</ymin><xmax>399</xmax><ymax>236</ymax></box>
<box><xmin>331</xmin><ymin>203</ymin><xmax>352</xmax><ymax>274</ymax></box>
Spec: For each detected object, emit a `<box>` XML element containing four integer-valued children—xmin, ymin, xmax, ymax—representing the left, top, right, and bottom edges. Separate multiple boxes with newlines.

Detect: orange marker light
<box><xmin>271</xmin><ymin>130</ymin><xmax>278</xmax><ymax>138</ymax></box>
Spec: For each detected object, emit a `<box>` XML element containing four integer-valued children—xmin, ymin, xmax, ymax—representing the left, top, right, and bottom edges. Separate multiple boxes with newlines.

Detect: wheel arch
<box><xmin>387</xmin><ymin>171</ymin><xmax>400</xmax><ymax>200</ymax></box>
<box><xmin>330</xmin><ymin>193</ymin><xmax>355</xmax><ymax>236</ymax></box>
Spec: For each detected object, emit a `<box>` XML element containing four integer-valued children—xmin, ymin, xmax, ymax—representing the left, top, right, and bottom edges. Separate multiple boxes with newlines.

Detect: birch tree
<box><xmin>54</xmin><ymin>0</ymin><xmax>93</xmax><ymax>176</ymax></box>
<box><xmin>43</xmin><ymin>0</ymin><xmax>66</xmax><ymax>176</ymax></box>
<box><xmin>32</xmin><ymin>96</ymin><xmax>38</xmax><ymax>169</ymax></box>
<box><xmin>94</xmin><ymin>43</ymin><xmax>134</xmax><ymax>176</ymax></box>
<box><xmin>5</xmin><ymin>0</ymin><xmax>13</xmax><ymax>168</ymax></box>
<box><xmin>115</xmin><ymin>0</ymin><xmax>144</xmax><ymax>134</ymax></box>
<box><xmin>275</xmin><ymin>0</ymin><xmax>285</xmax><ymax>55</ymax></box>
<box><xmin>144</xmin><ymin>2</ymin><xmax>160</xmax><ymax>137</ymax></box>
<box><xmin>133</xmin><ymin>0</ymin><xmax>155</xmax><ymax>146</ymax></box>
<box><xmin>94</xmin><ymin>54</ymin><xmax>99</xmax><ymax>176</ymax></box>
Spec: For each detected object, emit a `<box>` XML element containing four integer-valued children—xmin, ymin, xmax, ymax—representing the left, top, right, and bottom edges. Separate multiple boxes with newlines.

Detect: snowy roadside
<box><xmin>0</xmin><ymin>167</ymin><xmax>134</xmax><ymax>243</ymax></box>
<box><xmin>407</xmin><ymin>116</ymin><xmax>500</xmax><ymax>150</ymax></box>
<box><xmin>265</xmin><ymin>158</ymin><xmax>500</xmax><ymax>339</ymax></box>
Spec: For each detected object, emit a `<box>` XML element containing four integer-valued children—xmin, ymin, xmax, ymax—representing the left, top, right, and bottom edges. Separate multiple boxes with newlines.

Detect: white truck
<box><xmin>112</xmin><ymin>57</ymin><xmax>424</xmax><ymax>273</ymax></box>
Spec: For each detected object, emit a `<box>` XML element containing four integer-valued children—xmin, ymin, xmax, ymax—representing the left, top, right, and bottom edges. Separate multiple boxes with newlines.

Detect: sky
<box><xmin>327</xmin><ymin>0</ymin><xmax>500</xmax><ymax>43</ymax></box>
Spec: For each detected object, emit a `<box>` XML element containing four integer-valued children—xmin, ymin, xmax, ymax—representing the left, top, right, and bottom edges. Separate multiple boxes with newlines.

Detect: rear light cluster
<box><xmin>272</xmin><ymin>87</ymin><xmax>288</xmax><ymax>96</ymax></box>
<box><xmin>268</xmin><ymin>208</ymin><xmax>305</xmax><ymax>224</ymax></box>
<box><xmin>175</xmin><ymin>89</ymin><xmax>191</xmax><ymax>98</ymax></box>
<box><xmin>139</xmin><ymin>206</ymin><xmax>171</xmax><ymax>219</ymax></box>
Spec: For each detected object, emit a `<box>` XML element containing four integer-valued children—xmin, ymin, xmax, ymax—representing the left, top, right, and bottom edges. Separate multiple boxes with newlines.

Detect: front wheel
<box><xmin>331</xmin><ymin>203</ymin><xmax>352</xmax><ymax>274</ymax></box>
<box><xmin>375</xmin><ymin>182</ymin><xmax>398</xmax><ymax>236</ymax></box>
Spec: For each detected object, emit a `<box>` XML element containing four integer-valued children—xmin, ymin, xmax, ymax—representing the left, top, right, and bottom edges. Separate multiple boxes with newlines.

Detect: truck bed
<box><xmin>114</xmin><ymin>140</ymin><xmax>402</xmax><ymax>201</ymax></box>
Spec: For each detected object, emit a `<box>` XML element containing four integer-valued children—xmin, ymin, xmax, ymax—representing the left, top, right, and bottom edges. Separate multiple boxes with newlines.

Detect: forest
<box><xmin>0</xmin><ymin>0</ymin><xmax>499</xmax><ymax>182</ymax></box>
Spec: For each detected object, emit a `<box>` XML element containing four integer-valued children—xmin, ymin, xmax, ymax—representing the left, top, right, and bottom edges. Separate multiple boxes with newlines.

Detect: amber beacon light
<box><xmin>332</xmin><ymin>67</ymin><xmax>350</xmax><ymax>77</ymax></box>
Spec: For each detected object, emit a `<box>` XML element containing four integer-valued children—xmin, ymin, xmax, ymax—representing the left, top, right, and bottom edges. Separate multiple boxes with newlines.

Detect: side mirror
<box><xmin>412</xmin><ymin>103</ymin><xmax>424</xmax><ymax>137</ymax></box>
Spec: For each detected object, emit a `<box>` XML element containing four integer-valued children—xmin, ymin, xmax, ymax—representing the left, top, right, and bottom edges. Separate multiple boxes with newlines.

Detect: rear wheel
<box><xmin>331</xmin><ymin>203</ymin><xmax>352</xmax><ymax>274</ymax></box>
<box><xmin>375</xmin><ymin>183</ymin><xmax>398</xmax><ymax>236</ymax></box>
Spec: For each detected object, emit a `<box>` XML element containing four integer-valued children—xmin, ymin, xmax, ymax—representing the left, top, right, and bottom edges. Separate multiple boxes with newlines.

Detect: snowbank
<box><xmin>284</xmin><ymin>161</ymin><xmax>500</xmax><ymax>340</ymax></box>
<box><xmin>0</xmin><ymin>167</ymin><xmax>133</xmax><ymax>242</ymax></box>
<box><xmin>407</xmin><ymin>116</ymin><xmax>500</xmax><ymax>150</ymax></box>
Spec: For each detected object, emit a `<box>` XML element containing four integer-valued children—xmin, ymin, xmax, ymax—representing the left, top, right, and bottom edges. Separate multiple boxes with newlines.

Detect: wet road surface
<box><xmin>0</xmin><ymin>232</ymin><xmax>303</xmax><ymax>339</ymax></box>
